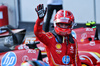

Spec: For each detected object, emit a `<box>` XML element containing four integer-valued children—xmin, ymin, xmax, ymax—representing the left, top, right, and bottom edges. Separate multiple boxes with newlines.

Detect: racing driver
<box><xmin>34</xmin><ymin>4</ymin><xmax>81</xmax><ymax>66</ymax></box>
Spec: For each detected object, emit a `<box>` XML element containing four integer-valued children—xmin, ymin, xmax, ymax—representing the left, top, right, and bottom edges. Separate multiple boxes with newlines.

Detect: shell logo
<box><xmin>56</xmin><ymin>44</ymin><xmax>62</xmax><ymax>49</ymax></box>
<box><xmin>80</xmin><ymin>39</ymin><xmax>84</xmax><ymax>42</ymax></box>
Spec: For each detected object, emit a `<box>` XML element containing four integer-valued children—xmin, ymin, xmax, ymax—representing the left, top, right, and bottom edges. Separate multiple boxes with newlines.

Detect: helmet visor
<box><xmin>55</xmin><ymin>19</ymin><xmax>71</xmax><ymax>23</ymax></box>
<box><xmin>56</xmin><ymin>23</ymin><xmax>71</xmax><ymax>29</ymax></box>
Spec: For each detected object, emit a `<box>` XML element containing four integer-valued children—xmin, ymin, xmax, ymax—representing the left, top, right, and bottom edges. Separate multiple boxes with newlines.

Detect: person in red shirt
<box><xmin>34</xmin><ymin>4</ymin><xmax>81</xmax><ymax>66</ymax></box>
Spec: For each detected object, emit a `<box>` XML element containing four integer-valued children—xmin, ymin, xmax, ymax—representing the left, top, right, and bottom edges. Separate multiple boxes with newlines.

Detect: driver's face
<box><xmin>58</xmin><ymin>23</ymin><xmax>69</xmax><ymax>28</ymax></box>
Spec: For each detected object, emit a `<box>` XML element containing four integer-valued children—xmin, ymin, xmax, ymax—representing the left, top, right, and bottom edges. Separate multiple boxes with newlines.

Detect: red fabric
<box><xmin>81</xmin><ymin>60</ymin><xmax>94</xmax><ymax>66</ymax></box>
<box><xmin>96</xmin><ymin>61</ymin><xmax>100</xmax><ymax>66</ymax></box>
<box><xmin>34</xmin><ymin>18</ymin><xmax>81</xmax><ymax>66</ymax></box>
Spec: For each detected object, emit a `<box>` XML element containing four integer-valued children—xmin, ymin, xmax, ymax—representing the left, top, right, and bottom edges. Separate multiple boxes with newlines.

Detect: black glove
<box><xmin>35</xmin><ymin>4</ymin><xmax>47</xmax><ymax>19</ymax></box>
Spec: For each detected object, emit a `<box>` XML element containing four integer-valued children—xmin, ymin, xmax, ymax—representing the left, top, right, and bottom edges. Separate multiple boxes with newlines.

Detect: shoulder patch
<box><xmin>45</xmin><ymin>32</ymin><xmax>53</xmax><ymax>39</ymax></box>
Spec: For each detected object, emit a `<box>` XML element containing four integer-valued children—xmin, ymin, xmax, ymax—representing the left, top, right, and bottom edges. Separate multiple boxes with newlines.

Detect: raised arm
<box><xmin>34</xmin><ymin>4</ymin><xmax>53</xmax><ymax>45</ymax></box>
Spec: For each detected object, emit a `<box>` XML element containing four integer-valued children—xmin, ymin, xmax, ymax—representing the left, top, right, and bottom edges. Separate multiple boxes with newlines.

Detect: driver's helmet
<box><xmin>21</xmin><ymin>60</ymin><xmax>49</xmax><ymax>66</ymax></box>
<box><xmin>54</xmin><ymin>10</ymin><xmax>74</xmax><ymax>36</ymax></box>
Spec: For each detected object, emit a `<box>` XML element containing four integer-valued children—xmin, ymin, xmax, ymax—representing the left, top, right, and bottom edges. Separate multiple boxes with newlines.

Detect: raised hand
<box><xmin>35</xmin><ymin>4</ymin><xmax>47</xmax><ymax>19</ymax></box>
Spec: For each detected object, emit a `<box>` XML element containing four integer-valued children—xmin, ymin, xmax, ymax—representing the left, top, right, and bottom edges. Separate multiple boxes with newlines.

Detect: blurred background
<box><xmin>0</xmin><ymin>1</ymin><xmax>100</xmax><ymax>65</ymax></box>
<box><xmin>0</xmin><ymin>0</ymin><xmax>100</xmax><ymax>35</ymax></box>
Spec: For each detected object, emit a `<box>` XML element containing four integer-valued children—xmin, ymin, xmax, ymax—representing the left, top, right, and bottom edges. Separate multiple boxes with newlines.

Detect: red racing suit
<box><xmin>34</xmin><ymin>18</ymin><xmax>81</xmax><ymax>66</ymax></box>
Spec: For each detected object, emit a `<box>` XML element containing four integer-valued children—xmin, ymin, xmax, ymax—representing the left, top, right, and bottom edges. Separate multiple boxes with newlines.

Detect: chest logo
<box><xmin>70</xmin><ymin>45</ymin><xmax>74</xmax><ymax>53</ymax></box>
<box><xmin>62</xmin><ymin>55</ymin><xmax>70</xmax><ymax>64</ymax></box>
<box><xmin>70</xmin><ymin>46</ymin><xmax>74</xmax><ymax>50</ymax></box>
<box><xmin>55</xmin><ymin>44</ymin><xmax>62</xmax><ymax>49</ymax></box>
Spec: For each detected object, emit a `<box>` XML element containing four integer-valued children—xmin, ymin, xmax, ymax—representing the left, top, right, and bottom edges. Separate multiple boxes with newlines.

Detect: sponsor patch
<box><xmin>28</xmin><ymin>49</ymin><xmax>37</xmax><ymax>53</ymax></box>
<box><xmin>18</xmin><ymin>44</ymin><xmax>29</xmax><ymax>50</ymax></box>
<box><xmin>22</xmin><ymin>55</ymin><xmax>29</xmax><ymax>62</ymax></box>
<box><xmin>81</xmin><ymin>33</ymin><xmax>87</xmax><ymax>39</ymax></box>
<box><xmin>25</xmin><ymin>38</ymin><xmax>36</xmax><ymax>44</ymax></box>
<box><xmin>56</xmin><ymin>50</ymin><xmax>62</xmax><ymax>54</ymax></box>
<box><xmin>55</xmin><ymin>44</ymin><xmax>62</xmax><ymax>54</ymax></box>
<box><xmin>89</xmin><ymin>41</ymin><xmax>95</xmax><ymax>46</ymax></box>
<box><xmin>62</xmin><ymin>55</ymin><xmax>70</xmax><ymax>64</ymax></box>
<box><xmin>1</xmin><ymin>52</ymin><xmax>17</xmax><ymax>66</ymax></box>
<box><xmin>80</xmin><ymin>39</ymin><xmax>84</xmax><ymax>42</ymax></box>
<box><xmin>86</xmin><ymin>28</ymin><xmax>93</xmax><ymax>31</ymax></box>
<box><xmin>55</xmin><ymin>44</ymin><xmax>62</xmax><ymax>49</ymax></box>
<box><xmin>45</xmin><ymin>33</ymin><xmax>53</xmax><ymax>39</ymax></box>
<box><xmin>70</xmin><ymin>45</ymin><xmax>74</xmax><ymax>53</ymax></box>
